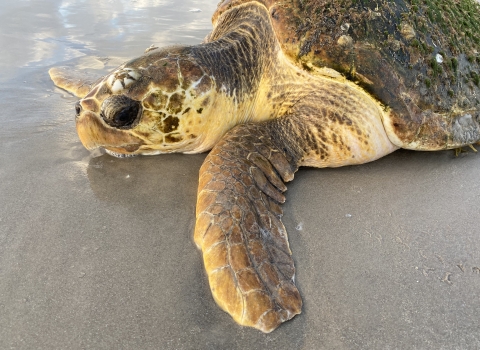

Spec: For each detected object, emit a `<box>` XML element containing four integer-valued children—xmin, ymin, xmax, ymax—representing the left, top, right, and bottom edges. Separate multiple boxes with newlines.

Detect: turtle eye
<box><xmin>101</xmin><ymin>95</ymin><xmax>142</xmax><ymax>129</ymax></box>
<box><xmin>75</xmin><ymin>102</ymin><xmax>82</xmax><ymax>117</ymax></box>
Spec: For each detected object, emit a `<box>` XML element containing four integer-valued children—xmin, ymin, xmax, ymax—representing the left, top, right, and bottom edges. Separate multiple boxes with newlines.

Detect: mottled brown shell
<box><xmin>216</xmin><ymin>0</ymin><xmax>480</xmax><ymax>135</ymax></box>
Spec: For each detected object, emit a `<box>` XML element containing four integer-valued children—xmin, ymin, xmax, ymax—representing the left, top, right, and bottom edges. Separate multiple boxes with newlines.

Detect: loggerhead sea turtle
<box><xmin>50</xmin><ymin>0</ymin><xmax>480</xmax><ymax>333</ymax></box>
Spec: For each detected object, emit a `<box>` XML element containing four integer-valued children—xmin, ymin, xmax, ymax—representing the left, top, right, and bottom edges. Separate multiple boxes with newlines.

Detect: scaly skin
<box><xmin>194</xmin><ymin>121</ymin><xmax>302</xmax><ymax>333</ymax></box>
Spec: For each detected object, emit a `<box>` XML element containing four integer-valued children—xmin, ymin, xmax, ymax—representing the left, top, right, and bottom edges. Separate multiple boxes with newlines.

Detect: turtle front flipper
<box><xmin>195</xmin><ymin>122</ymin><xmax>303</xmax><ymax>333</ymax></box>
<box><xmin>49</xmin><ymin>67</ymin><xmax>99</xmax><ymax>98</ymax></box>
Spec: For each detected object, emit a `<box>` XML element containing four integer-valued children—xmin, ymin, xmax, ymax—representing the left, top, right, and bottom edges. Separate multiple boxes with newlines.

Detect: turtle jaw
<box><xmin>103</xmin><ymin>149</ymin><xmax>138</xmax><ymax>158</ymax></box>
<box><xmin>76</xmin><ymin>110</ymin><xmax>144</xmax><ymax>156</ymax></box>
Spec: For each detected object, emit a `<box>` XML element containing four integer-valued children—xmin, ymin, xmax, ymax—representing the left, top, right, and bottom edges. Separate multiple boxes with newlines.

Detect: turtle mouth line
<box><xmin>104</xmin><ymin>149</ymin><xmax>138</xmax><ymax>158</ymax></box>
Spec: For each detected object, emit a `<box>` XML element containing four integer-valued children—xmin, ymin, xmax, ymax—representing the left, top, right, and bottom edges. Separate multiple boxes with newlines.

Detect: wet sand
<box><xmin>1</xmin><ymin>1</ymin><xmax>480</xmax><ymax>349</ymax></box>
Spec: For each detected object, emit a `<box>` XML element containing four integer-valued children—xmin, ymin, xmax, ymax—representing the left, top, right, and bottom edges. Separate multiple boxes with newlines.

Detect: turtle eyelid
<box><xmin>100</xmin><ymin>95</ymin><xmax>142</xmax><ymax>129</ymax></box>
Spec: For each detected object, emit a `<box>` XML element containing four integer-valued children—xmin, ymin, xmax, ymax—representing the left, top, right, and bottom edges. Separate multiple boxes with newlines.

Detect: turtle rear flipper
<box><xmin>195</xmin><ymin>121</ymin><xmax>303</xmax><ymax>333</ymax></box>
<box><xmin>49</xmin><ymin>67</ymin><xmax>99</xmax><ymax>98</ymax></box>
<box><xmin>382</xmin><ymin>107</ymin><xmax>480</xmax><ymax>150</ymax></box>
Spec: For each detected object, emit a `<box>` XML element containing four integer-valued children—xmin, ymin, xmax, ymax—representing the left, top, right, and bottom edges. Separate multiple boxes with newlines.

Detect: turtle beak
<box><xmin>76</xmin><ymin>110</ymin><xmax>144</xmax><ymax>154</ymax></box>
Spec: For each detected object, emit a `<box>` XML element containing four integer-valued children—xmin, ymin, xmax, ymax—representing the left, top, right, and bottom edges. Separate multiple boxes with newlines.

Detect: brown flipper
<box><xmin>48</xmin><ymin>67</ymin><xmax>98</xmax><ymax>98</ymax></box>
<box><xmin>195</xmin><ymin>121</ymin><xmax>304</xmax><ymax>333</ymax></box>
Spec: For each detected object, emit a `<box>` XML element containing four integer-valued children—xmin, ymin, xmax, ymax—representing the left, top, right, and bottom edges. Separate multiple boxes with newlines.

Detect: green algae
<box><xmin>288</xmin><ymin>0</ymin><xmax>480</xmax><ymax>114</ymax></box>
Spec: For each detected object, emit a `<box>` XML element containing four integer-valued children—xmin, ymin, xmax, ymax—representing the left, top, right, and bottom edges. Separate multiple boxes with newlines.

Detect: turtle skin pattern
<box><xmin>194</xmin><ymin>122</ymin><xmax>302</xmax><ymax>333</ymax></box>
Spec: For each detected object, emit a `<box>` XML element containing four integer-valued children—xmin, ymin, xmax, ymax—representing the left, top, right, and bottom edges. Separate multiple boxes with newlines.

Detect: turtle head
<box><xmin>75</xmin><ymin>47</ymin><xmax>216</xmax><ymax>157</ymax></box>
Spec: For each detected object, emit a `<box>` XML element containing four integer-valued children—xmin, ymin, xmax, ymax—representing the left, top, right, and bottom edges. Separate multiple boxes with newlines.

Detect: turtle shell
<box><xmin>215</xmin><ymin>0</ymin><xmax>480</xmax><ymax>131</ymax></box>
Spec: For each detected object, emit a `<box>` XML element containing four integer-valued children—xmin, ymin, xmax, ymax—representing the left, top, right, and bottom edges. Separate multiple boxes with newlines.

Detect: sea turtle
<box><xmin>49</xmin><ymin>0</ymin><xmax>480</xmax><ymax>333</ymax></box>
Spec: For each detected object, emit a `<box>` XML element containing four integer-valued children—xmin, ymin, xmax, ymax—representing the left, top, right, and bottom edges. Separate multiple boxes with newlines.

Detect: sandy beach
<box><xmin>1</xmin><ymin>1</ymin><xmax>480</xmax><ymax>348</ymax></box>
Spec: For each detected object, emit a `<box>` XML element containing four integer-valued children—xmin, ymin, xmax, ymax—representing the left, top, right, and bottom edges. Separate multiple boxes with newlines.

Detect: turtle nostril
<box><xmin>75</xmin><ymin>102</ymin><xmax>82</xmax><ymax>117</ymax></box>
